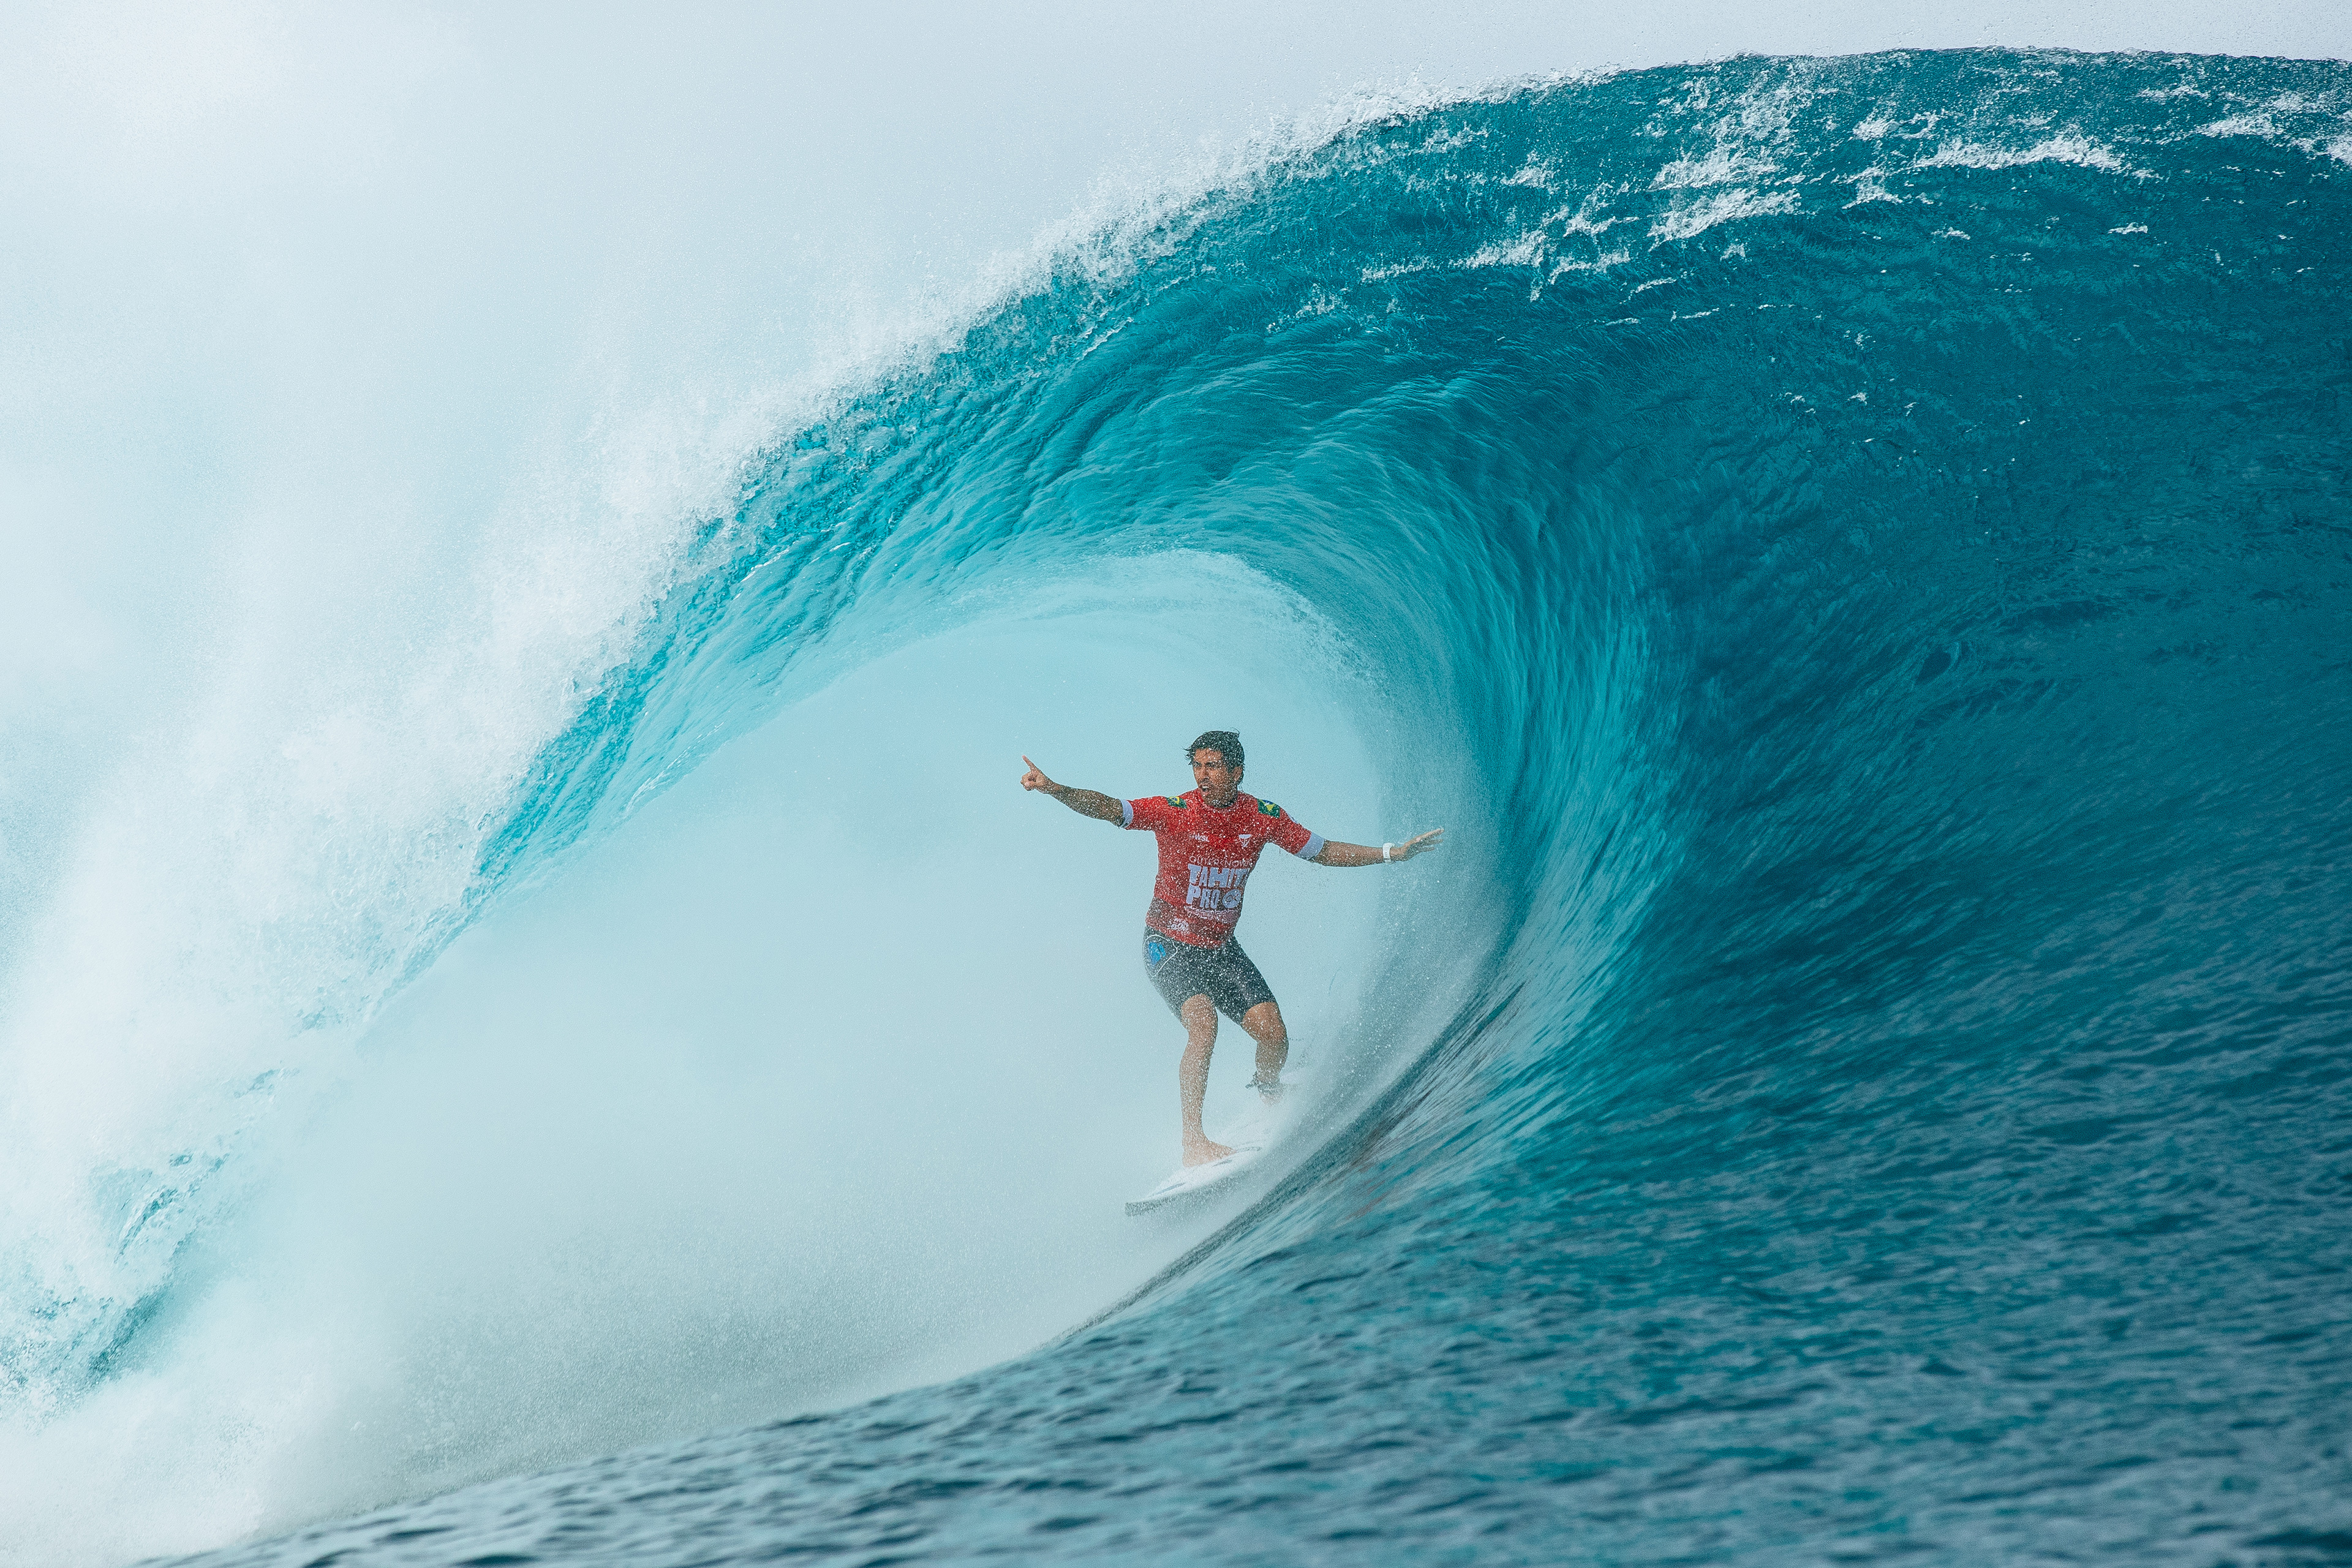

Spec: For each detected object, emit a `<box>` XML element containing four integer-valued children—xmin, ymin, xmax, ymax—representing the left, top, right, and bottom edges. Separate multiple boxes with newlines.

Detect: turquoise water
<box><xmin>33</xmin><ymin>47</ymin><xmax>2352</xmax><ymax>1564</ymax></box>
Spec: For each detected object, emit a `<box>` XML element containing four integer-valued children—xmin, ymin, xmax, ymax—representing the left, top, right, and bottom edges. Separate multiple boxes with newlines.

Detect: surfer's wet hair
<box><xmin>1187</xmin><ymin>731</ymin><xmax>1244</xmax><ymax>769</ymax></box>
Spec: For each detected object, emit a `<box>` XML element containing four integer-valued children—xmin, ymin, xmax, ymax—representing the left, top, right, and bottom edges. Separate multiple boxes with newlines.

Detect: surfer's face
<box><xmin>1190</xmin><ymin>750</ymin><xmax>1241</xmax><ymax>802</ymax></box>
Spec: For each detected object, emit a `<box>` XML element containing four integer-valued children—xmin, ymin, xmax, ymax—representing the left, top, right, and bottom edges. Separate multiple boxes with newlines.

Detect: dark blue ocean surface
<box><xmin>170</xmin><ymin>49</ymin><xmax>2348</xmax><ymax>1566</ymax></box>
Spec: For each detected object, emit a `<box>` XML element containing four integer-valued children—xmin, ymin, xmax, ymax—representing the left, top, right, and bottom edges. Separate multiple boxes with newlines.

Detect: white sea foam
<box><xmin>1652</xmin><ymin>145</ymin><xmax>1782</xmax><ymax>190</ymax></box>
<box><xmin>1551</xmin><ymin>248</ymin><xmax>1635</xmax><ymax>277</ymax></box>
<box><xmin>1919</xmin><ymin>132</ymin><xmax>2127</xmax><ymax>172</ymax></box>
<box><xmin>1464</xmin><ymin>232</ymin><xmax>1548</xmax><ymax>268</ymax></box>
<box><xmin>2198</xmin><ymin>112</ymin><xmax>2280</xmax><ymax>138</ymax></box>
<box><xmin>1651</xmin><ymin>188</ymin><xmax>1803</xmax><ymax>243</ymax></box>
<box><xmin>1844</xmin><ymin>167</ymin><xmax>1904</xmax><ymax>206</ymax></box>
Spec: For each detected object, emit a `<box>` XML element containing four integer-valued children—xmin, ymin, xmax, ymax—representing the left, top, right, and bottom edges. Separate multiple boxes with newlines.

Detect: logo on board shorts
<box><xmin>1145</xmin><ymin>937</ymin><xmax>1169</xmax><ymax>966</ymax></box>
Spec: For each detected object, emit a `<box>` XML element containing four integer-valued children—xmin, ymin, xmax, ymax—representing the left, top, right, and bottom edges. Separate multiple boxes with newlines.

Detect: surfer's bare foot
<box><xmin>1183</xmin><ymin>1135</ymin><xmax>1235</xmax><ymax>1167</ymax></box>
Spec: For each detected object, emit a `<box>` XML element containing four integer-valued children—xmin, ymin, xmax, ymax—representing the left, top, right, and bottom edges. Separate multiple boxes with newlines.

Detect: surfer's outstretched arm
<box><xmin>1019</xmin><ymin>756</ymin><xmax>1125</xmax><ymax>824</ymax></box>
<box><xmin>1311</xmin><ymin>828</ymin><xmax>1444</xmax><ymax>867</ymax></box>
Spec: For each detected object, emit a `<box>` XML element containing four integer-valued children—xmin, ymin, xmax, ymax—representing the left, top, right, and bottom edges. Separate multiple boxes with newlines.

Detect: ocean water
<box><xmin>6</xmin><ymin>47</ymin><xmax>2351</xmax><ymax>1567</ymax></box>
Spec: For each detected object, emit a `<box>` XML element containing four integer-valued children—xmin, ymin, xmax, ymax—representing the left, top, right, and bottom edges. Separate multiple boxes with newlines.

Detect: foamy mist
<box><xmin>1</xmin><ymin>558</ymin><xmax>1387</xmax><ymax>1559</ymax></box>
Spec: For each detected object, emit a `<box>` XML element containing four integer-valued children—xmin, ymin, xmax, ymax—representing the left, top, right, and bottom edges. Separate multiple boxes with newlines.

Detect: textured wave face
<box><xmin>17</xmin><ymin>47</ymin><xmax>2352</xmax><ymax>1566</ymax></box>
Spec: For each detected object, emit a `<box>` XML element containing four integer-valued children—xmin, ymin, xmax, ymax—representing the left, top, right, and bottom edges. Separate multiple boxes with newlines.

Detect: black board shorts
<box><xmin>1143</xmin><ymin>927</ymin><xmax>1276</xmax><ymax>1022</ymax></box>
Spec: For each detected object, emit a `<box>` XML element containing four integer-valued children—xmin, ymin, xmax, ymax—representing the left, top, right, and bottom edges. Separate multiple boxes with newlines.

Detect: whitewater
<box><xmin>4</xmin><ymin>16</ymin><xmax>2350</xmax><ymax>1568</ymax></box>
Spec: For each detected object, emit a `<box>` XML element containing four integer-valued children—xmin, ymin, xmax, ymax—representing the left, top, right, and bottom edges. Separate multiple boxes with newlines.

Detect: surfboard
<box><xmin>1125</xmin><ymin>1068</ymin><xmax>1310</xmax><ymax>1216</ymax></box>
<box><xmin>1125</xmin><ymin>1144</ymin><xmax>1265</xmax><ymax>1216</ymax></box>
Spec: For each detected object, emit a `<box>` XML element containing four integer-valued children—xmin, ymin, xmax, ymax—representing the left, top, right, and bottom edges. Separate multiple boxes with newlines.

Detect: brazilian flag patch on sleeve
<box><xmin>1167</xmin><ymin>795</ymin><xmax>1186</xmax><ymax>807</ymax></box>
<box><xmin>1259</xmin><ymin>799</ymin><xmax>1283</xmax><ymax>816</ymax></box>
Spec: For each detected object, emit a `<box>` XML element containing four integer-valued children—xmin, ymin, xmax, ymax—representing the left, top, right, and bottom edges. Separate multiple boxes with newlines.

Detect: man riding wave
<box><xmin>1020</xmin><ymin>731</ymin><xmax>1442</xmax><ymax>1167</ymax></box>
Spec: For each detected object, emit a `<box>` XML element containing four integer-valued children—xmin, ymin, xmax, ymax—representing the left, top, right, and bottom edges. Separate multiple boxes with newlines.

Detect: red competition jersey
<box><xmin>1123</xmin><ymin>789</ymin><xmax>1325</xmax><ymax>946</ymax></box>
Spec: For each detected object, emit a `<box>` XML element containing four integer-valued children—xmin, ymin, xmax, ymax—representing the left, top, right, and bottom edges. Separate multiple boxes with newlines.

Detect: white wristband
<box><xmin>1382</xmin><ymin>842</ymin><xmax>1395</xmax><ymax>862</ymax></box>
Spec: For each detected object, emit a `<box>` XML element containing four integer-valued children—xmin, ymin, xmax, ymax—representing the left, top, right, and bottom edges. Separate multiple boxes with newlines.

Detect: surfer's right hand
<box><xmin>1019</xmin><ymin>755</ymin><xmax>1055</xmax><ymax>793</ymax></box>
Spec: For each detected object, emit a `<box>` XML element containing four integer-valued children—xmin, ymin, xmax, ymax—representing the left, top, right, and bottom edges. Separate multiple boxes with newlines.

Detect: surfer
<box><xmin>1020</xmin><ymin>731</ymin><xmax>1442</xmax><ymax>1167</ymax></box>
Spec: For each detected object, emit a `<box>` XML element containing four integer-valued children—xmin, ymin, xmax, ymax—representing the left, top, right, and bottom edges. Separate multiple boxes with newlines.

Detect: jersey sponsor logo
<box><xmin>1186</xmin><ymin>862</ymin><xmax>1250</xmax><ymax>913</ymax></box>
<box><xmin>1259</xmin><ymin>799</ymin><xmax>1283</xmax><ymax>816</ymax></box>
